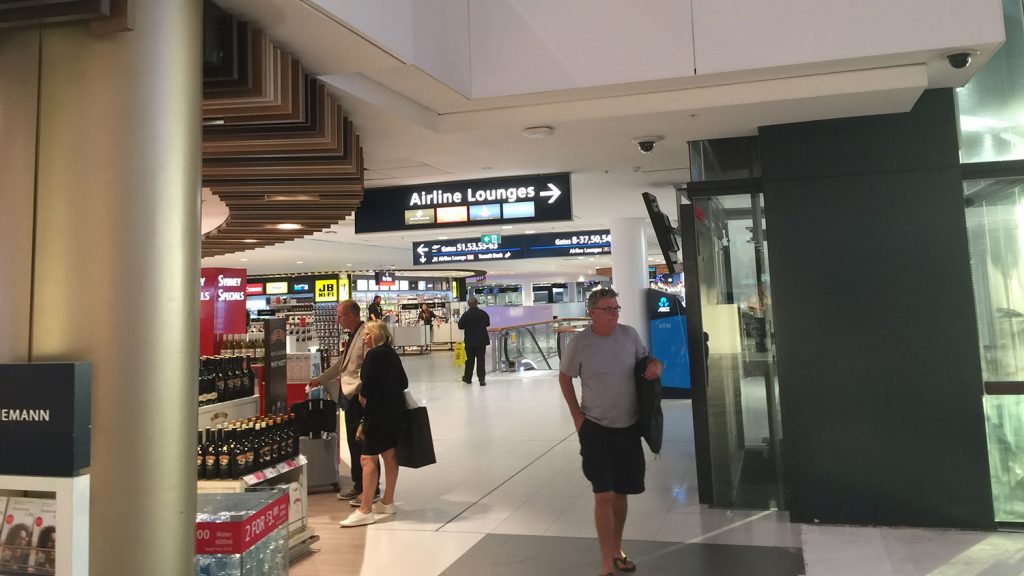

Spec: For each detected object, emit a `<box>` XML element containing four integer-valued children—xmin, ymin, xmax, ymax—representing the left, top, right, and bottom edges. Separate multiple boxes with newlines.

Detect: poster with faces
<box><xmin>0</xmin><ymin>497</ymin><xmax>38</xmax><ymax>573</ymax></box>
<box><xmin>29</xmin><ymin>499</ymin><xmax>56</xmax><ymax>574</ymax></box>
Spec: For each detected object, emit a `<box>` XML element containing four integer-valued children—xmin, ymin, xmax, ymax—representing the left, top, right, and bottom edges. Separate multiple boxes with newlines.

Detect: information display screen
<box><xmin>412</xmin><ymin>229</ymin><xmax>610</xmax><ymax>266</ymax></box>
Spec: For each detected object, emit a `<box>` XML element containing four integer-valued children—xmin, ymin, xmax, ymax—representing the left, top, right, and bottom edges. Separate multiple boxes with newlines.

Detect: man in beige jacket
<box><xmin>312</xmin><ymin>300</ymin><xmax>377</xmax><ymax>503</ymax></box>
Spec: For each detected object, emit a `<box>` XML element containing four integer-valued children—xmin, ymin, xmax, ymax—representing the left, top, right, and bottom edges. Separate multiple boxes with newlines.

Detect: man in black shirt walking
<box><xmin>458</xmin><ymin>297</ymin><xmax>490</xmax><ymax>386</ymax></box>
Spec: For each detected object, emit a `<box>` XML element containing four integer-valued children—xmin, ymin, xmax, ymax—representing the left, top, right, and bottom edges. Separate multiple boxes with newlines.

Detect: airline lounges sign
<box><xmin>355</xmin><ymin>173</ymin><xmax>572</xmax><ymax>233</ymax></box>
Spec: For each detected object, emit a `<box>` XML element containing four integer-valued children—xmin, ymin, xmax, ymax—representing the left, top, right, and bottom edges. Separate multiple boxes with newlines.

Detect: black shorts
<box><xmin>578</xmin><ymin>418</ymin><xmax>645</xmax><ymax>494</ymax></box>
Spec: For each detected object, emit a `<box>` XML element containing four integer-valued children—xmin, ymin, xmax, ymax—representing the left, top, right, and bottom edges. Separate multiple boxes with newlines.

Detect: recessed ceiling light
<box><xmin>522</xmin><ymin>125</ymin><xmax>554</xmax><ymax>139</ymax></box>
<box><xmin>648</xmin><ymin>257</ymin><xmax>655</xmax><ymax>261</ymax></box>
<box><xmin>243</xmin><ymin>239</ymin><xmax>258</xmax><ymax>243</ymax></box>
<box><xmin>296</xmin><ymin>261</ymin><xmax>303</xmax><ymax>264</ymax></box>
<box><xmin>347</xmin><ymin>264</ymin><xmax>353</xmax><ymax>267</ymax></box>
<box><xmin>276</xmin><ymin>223</ymin><xmax>302</xmax><ymax>230</ymax></box>
<box><xmin>240</xmin><ymin>258</ymin><xmax>248</xmax><ymax>262</ymax></box>
<box><xmin>501</xmin><ymin>225</ymin><xmax>514</xmax><ymax>229</ymax></box>
<box><xmin>525</xmin><ymin>230</ymin><xmax>536</xmax><ymax>234</ymax></box>
<box><xmin>438</xmin><ymin>236</ymin><xmax>448</xmax><ymax>240</ymax></box>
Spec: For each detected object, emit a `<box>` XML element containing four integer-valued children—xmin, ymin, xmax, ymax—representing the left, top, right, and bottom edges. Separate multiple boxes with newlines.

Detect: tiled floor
<box><xmin>289</xmin><ymin>352</ymin><xmax>1024</xmax><ymax>576</ymax></box>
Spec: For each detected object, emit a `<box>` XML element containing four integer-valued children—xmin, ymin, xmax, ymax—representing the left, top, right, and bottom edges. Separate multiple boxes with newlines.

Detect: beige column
<box><xmin>29</xmin><ymin>1</ymin><xmax>202</xmax><ymax>573</ymax></box>
<box><xmin>0</xmin><ymin>28</ymin><xmax>41</xmax><ymax>363</ymax></box>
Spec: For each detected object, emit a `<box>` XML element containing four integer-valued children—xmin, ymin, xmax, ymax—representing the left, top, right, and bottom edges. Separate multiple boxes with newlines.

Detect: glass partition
<box><xmin>964</xmin><ymin>177</ymin><xmax>1024</xmax><ymax>522</ymax></box>
<box><xmin>957</xmin><ymin>0</ymin><xmax>1024</xmax><ymax>163</ymax></box>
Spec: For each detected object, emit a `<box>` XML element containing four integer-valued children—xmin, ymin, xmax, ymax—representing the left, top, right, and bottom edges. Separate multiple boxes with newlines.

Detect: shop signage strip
<box><xmin>357</xmin><ymin>173</ymin><xmax>572</xmax><ymax>233</ymax></box>
<box><xmin>411</xmin><ymin>229</ymin><xmax>610</xmax><ymax>266</ymax></box>
<box><xmin>195</xmin><ymin>493</ymin><xmax>289</xmax><ymax>555</ymax></box>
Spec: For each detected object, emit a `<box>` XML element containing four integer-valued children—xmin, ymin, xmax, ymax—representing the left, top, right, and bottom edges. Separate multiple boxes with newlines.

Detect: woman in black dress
<box><xmin>340</xmin><ymin>320</ymin><xmax>409</xmax><ymax>527</ymax></box>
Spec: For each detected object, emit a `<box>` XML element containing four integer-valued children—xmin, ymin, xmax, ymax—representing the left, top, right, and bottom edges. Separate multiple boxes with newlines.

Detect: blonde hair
<box><xmin>363</xmin><ymin>320</ymin><xmax>393</xmax><ymax>347</ymax></box>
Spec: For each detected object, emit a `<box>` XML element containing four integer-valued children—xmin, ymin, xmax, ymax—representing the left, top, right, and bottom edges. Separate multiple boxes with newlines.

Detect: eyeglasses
<box><xmin>591</xmin><ymin>306</ymin><xmax>622</xmax><ymax>314</ymax></box>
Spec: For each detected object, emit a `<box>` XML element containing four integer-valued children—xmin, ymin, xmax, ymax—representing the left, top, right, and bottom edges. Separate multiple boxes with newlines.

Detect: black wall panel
<box><xmin>760</xmin><ymin>90</ymin><xmax>994</xmax><ymax>528</ymax></box>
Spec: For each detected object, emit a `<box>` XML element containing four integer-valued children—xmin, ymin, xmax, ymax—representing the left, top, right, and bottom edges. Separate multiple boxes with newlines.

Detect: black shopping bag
<box><xmin>396</xmin><ymin>406</ymin><xmax>437</xmax><ymax>468</ymax></box>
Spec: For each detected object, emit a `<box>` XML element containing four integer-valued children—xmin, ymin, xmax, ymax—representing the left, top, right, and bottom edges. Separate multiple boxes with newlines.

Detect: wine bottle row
<box><xmin>218</xmin><ymin>332</ymin><xmax>264</xmax><ymax>358</ymax></box>
<box><xmin>198</xmin><ymin>356</ymin><xmax>257</xmax><ymax>407</ymax></box>
<box><xmin>197</xmin><ymin>415</ymin><xmax>300</xmax><ymax>481</ymax></box>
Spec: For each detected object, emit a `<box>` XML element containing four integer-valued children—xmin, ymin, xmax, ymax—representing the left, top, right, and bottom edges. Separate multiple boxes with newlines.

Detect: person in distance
<box><xmin>418</xmin><ymin>303</ymin><xmax>436</xmax><ymax>325</ymax></box>
<box><xmin>340</xmin><ymin>320</ymin><xmax>409</xmax><ymax>527</ymax></box>
<box><xmin>558</xmin><ymin>288</ymin><xmax>662</xmax><ymax>576</ymax></box>
<box><xmin>367</xmin><ymin>295</ymin><xmax>385</xmax><ymax>322</ymax></box>
<box><xmin>458</xmin><ymin>297</ymin><xmax>490</xmax><ymax>386</ymax></box>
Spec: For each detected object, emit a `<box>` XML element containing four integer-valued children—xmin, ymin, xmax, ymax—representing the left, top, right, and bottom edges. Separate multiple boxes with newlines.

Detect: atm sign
<box><xmin>315</xmin><ymin>279</ymin><xmax>338</xmax><ymax>302</ymax></box>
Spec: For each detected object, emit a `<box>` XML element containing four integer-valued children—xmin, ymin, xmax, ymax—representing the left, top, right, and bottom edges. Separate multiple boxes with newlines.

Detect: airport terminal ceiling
<box><xmin>201</xmin><ymin>0</ymin><xmax>1003</xmax><ymax>276</ymax></box>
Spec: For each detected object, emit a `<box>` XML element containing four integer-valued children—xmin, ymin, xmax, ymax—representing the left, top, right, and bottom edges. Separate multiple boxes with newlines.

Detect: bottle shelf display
<box><xmin>198</xmin><ymin>416</ymin><xmax>300</xmax><ymax>482</ymax></box>
<box><xmin>198</xmin><ymin>356</ymin><xmax>258</xmax><ymax>408</ymax></box>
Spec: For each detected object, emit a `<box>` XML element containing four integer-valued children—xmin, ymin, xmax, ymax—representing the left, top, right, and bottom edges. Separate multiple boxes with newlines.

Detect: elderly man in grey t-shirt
<box><xmin>559</xmin><ymin>287</ymin><xmax>662</xmax><ymax>576</ymax></box>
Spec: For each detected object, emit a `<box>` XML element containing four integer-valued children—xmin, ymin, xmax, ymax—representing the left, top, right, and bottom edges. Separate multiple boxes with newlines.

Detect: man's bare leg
<box><xmin>594</xmin><ymin>492</ymin><xmax>617</xmax><ymax>573</ymax></box>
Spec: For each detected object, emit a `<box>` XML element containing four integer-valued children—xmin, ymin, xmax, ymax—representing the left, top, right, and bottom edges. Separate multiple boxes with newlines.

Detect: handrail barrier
<box><xmin>487</xmin><ymin>318</ymin><xmax>589</xmax><ymax>372</ymax></box>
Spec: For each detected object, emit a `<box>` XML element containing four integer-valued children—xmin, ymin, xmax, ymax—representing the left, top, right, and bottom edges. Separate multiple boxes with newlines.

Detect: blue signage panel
<box><xmin>646</xmin><ymin>289</ymin><xmax>690</xmax><ymax>396</ymax></box>
<box><xmin>357</xmin><ymin>173</ymin><xmax>572</xmax><ymax>233</ymax></box>
<box><xmin>412</xmin><ymin>229</ymin><xmax>610</xmax><ymax>266</ymax></box>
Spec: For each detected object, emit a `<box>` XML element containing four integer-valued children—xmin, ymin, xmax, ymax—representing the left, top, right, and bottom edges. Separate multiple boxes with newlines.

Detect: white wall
<box><xmin>312</xmin><ymin>0</ymin><xmax>472</xmax><ymax>96</ymax></box>
<box><xmin>468</xmin><ymin>0</ymin><xmax>695</xmax><ymax>98</ymax></box>
<box><xmin>691</xmin><ymin>0</ymin><xmax>1004</xmax><ymax>75</ymax></box>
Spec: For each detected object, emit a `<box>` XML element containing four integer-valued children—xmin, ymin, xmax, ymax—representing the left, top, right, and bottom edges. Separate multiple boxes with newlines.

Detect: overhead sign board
<box><xmin>315</xmin><ymin>279</ymin><xmax>338</xmax><ymax>302</ymax></box>
<box><xmin>412</xmin><ymin>229</ymin><xmax>610</xmax><ymax>266</ymax></box>
<box><xmin>357</xmin><ymin>173</ymin><xmax>572</xmax><ymax>233</ymax></box>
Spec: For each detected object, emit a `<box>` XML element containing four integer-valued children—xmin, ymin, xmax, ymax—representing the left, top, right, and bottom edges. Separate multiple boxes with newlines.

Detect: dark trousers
<box><xmin>344</xmin><ymin>398</ymin><xmax>379</xmax><ymax>491</ymax></box>
<box><xmin>463</xmin><ymin>344</ymin><xmax>488</xmax><ymax>383</ymax></box>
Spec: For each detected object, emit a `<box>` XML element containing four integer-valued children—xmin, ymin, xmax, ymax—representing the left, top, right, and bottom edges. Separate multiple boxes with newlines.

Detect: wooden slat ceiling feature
<box><xmin>201</xmin><ymin>2</ymin><xmax>364</xmax><ymax>258</ymax></box>
<box><xmin>0</xmin><ymin>0</ymin><xmax>108</xmax><ymax>28</ymax></box>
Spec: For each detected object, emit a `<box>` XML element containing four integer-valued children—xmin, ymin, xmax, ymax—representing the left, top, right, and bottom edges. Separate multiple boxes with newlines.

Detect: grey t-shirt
<box><xmin>560</xmin><ymin>324</ymin><xmax>648</xmax><ymax>428</ymax></box>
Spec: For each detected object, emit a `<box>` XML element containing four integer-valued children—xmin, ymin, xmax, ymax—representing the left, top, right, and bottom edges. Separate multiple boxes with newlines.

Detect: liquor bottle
<box><xmin>288</xmin><ymin>414</ymin><xmax>300</xmax><ymax>458</ymax></box>
<box><xmin>224</xmin><ymin>357</ymin><xmax>238</xmax><ymax>402</ymax></box>
<box><xmin>203</xmin><ymin>427</ymin><xmax>219</xmax><ymax>480</ymax></box>
<box><xmin>243</xmin><ymin>424</ymin><xmax>256</xmax><ymax>475</ymax></box>
<box><xmin>197</xmin><ymin>429</ymin><xmax>205</xmax><ymax>480</ymax></box>
<box><xmin>229</xmin><ymin>427</ymin><xmax>245</xmax><ymax>480</ymax></box>
<box><xmin>201</xmin><ymin>359</ymin><xmax>214</xmax><ymax>406</ymax></box>
<box><xmin>212</xmin><ymin>358</ymin><xmax>225</xmax><ymax>405</ymax></box>
<box><xmin>217</xmin><ymin>426</ymin><xmax>232</xmax><ymax>480</ymax></box>
<box><xmin>244</xmin><ymin>356</ymin><xmax>256</xmax><ymax>397</ymax></box>
<box><xmin>253</xmin><ymin>421</ymin><xmax>266</xmax><ymax>469</ymax></box>
<box><xmin>197</xmin><ymin>359</ymin><xmax>206</xmax><ymax>407</ymax></box>
<box><xmin>272</xmin><ymin>417</ymin><xmax>285</xmax><ymax>465</ymax></box>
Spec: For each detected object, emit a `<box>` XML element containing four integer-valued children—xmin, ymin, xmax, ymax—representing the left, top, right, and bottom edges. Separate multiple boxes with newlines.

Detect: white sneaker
<box><xmin>339</xmin><ymin>509</ymin><xmax>375</xmax><ymax>528</ymax></box>
<box><xmin>372</xmin><ymin>502</ymin><xmax>397</xmax><ymax>515</ymax></box>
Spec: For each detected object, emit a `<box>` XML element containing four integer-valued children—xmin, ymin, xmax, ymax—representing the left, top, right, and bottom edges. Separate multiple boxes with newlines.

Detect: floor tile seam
<box><xmin>433</xmin><ymin>430</ymin><xmax>579</xmax><ymax>533</ymax></box>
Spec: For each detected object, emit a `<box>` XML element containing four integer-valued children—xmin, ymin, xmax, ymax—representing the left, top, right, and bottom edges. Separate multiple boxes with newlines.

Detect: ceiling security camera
<box><xmin>632</xmin><ymin>135</ymin><xmax>664</xmax><ymax>154</ymax></box>
<box><xmin>946</xmin><ymin>52</ymin><xmax>973</xmax><ymax>70</ymax></box>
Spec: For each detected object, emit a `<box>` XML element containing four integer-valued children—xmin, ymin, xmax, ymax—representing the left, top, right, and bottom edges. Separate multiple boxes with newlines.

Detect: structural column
<box><xmin>0</xmin><ymin>28</ymin><xmax>41</xmax><ymax>363</ymax></box>
<box><xmin>27</xmin><ymin>1</ymin><xmax>202</xmax><ymax>573</ymax></box>
<box><xmin>609</xmin><ymin>217</ymin><xmax>649</xmax><ymax>346</ymax></box>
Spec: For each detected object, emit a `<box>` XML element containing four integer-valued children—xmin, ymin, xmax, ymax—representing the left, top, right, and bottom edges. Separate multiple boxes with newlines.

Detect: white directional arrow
<box><xmin>416</xmin><ymin>244</ymin><xmax>429</xmax><ymax>263</ymax></box>
<box><xmin>504</xmin><ymin>251</ymin><xmax>512</xmax><ymax>258</ymax></box>
<box><xmin>539</xmin><ymin>183</ymin><xmax>561</xmax><ymax>204</ymax></box>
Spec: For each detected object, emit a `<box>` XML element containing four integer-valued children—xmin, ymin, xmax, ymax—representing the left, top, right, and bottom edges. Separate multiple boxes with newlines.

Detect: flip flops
<box><xmin>613</xmin><ymin>552</ymin><xmax>637</xmax><ymax>572</ymax></box>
